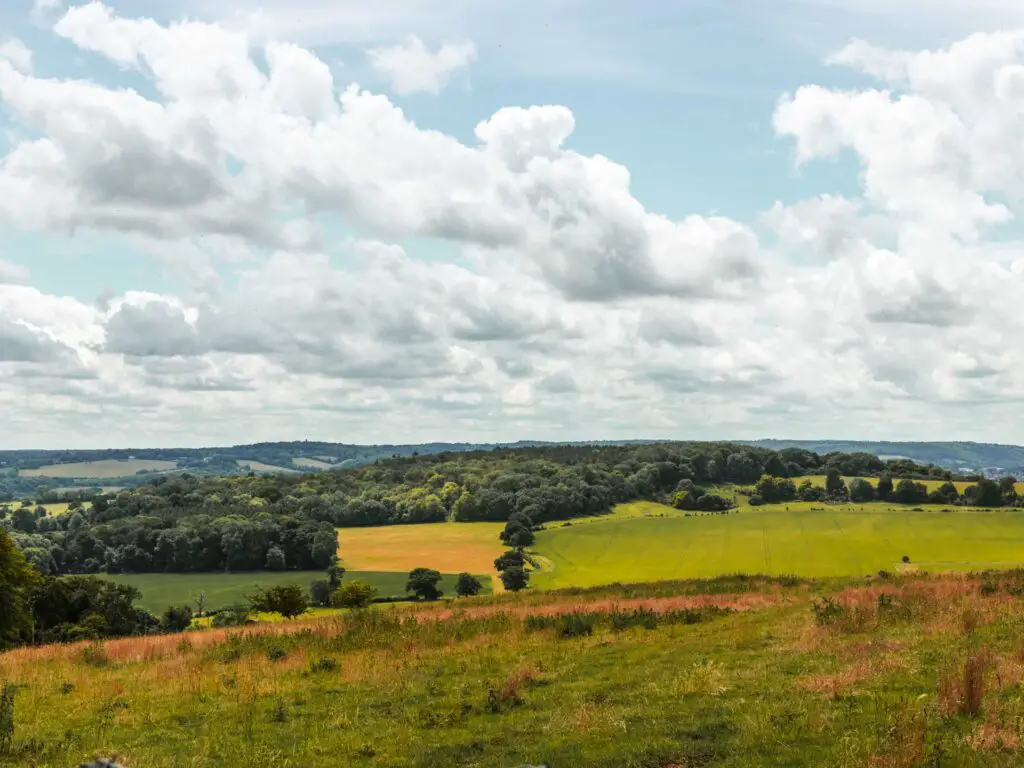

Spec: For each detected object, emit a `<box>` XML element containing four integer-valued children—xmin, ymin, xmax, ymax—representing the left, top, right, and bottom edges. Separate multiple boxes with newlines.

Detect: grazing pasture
<box><xmin>18</xmin><ymin>459</ymin><xmax>177</xmax><ymax>478</ymax></box>
<box><xmin>800</xmin><ymin>474</ymin><xmax>1024</xmax><ymax>494</ymax></box>
<box><xmin>531</xmin><ymin>501</ymin><xmax>1024</xmax><ymax>589</ymax></box>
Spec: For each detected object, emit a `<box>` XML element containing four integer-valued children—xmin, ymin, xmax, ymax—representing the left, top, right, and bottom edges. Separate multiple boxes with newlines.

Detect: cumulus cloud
<box><xmin>0</xmin><ymin>39</ymin><xmax>33</xmax><ymax>74</ymax></box>
<box><xmin>7</xmin><ymin>9</ymin><xmax>1024</xmax><ymax>446</ymax></box>
<box><xmin>367</xmin><ymin>35</ymin><xmax>477</xmax><ymax>95</ymax></box>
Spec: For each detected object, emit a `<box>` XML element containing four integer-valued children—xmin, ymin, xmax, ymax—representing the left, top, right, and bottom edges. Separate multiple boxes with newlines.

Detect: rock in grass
<box><xmin>78</xmin><ymin>761</ymin><xmax>126</xmax><ymax>768</ymax></box>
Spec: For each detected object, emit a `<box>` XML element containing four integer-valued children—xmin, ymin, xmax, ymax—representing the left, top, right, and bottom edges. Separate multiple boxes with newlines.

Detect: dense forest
<box><xmin>0</xmin><ymin>442</ymin><xmax>986</xmax><ymax>578</ymax></box>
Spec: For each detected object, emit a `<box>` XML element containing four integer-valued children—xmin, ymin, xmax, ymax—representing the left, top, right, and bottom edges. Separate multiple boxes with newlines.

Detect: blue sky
<box><xmin>4</xmin><ymin>0</ymin><xmax>1024</xmax><ymax>448</ymax></box>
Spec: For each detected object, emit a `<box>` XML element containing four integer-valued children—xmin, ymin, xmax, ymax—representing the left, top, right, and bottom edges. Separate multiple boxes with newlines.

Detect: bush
<box><xmin>332</xmin><ymin>580</ymin><xmax>377</xmax><ymax>610</ymax></box>
<box><xmin>559</xmin><ymin>612</ymin><xmax>596</xmax><ymax>638</ymax></box>
<box><xmin>747</xmin><ymin>494</ymin><xmax>765</xmax><ymax>507</ymax></box>
<box><xmin>161</xmin><ymin>605</ymin><xmax>193</xmax><ymax>633</ymax></box>
<box><xmin>266</xmin><ymin>647</ymin><xmax>287</xmax><ymax>662</ymax></box>
<box><xmin>494</xmin><ymin>550</ymin><xmax>526</xmax><ymax>571</ymax></box>
<box><xmin>211</xmin><ymin>605</ymin><xmax>252</xmax><ymax>628</ymax></box>
<box><xmin>249</xmin><ymin>584</ymin><xmax>308</xmax><ymax>619</ymax></box>
<box><xmin>309</xmin><ymin>579</ymin><xmax>333</xmax><ymax>607</ymax></box>
<box><xmin>454</xmin><ymin>573</ymin><xmax>483</xmax><ymax>597</ymax></box>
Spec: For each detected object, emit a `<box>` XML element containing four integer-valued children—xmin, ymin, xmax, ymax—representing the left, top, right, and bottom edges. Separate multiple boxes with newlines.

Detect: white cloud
<box><xmin>367</xmin><ymin>35</ymin><xmax>476</xmax><ymax>95</ymax></box>
<box><xmin>0</xmin><ymin>39</ymin><xmax>33</xmax><ymax>74</ymax></box>
<box><xmin>8</xmin><ymin>8</ymin><xmax>1024</xmax><ymax>446</ymax></box>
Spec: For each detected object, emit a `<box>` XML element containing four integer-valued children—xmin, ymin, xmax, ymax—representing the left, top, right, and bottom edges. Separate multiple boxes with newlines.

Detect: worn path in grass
<box><xmin>532</xmin><ymin>501</ymin><xmax>1024</xmax><ymax>589</ymax></box>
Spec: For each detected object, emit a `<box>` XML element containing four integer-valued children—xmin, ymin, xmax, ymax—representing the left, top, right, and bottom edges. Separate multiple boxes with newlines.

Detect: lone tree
<box><xmin>249</xmin><ymin>584</ymin><xmax>308</xmax><ymax>619</ymax></box>
<box><xmin>406</xmin><ymin>568</ymin><xmax>444</xmax><ymax>601</ymax></box>
<box><xmin>195</xmin><ymin>591</ymin><xmax>207</xmax><ymax>618</ymax></box>
<box><xmin>326</xmin><ymin>556</ymin><xmax>346</xmax><ymax>590</ymax></box>
<box><xmin>332</xmin><ymin>580</ymin><xmax>377</xmax><ymax>610</ymax></box>
<box><xmin>876</xmin><ymin>474</ymin><xmax>894</xmax><ymax>501</ymax></box>
<box><xmin>500</xmin><ymin>566</ymin><xmax>530</xmax><ymax>592</ymax></box>
<box><xmin>454</xmin><ymin>573</ymin><xmax>483</xmax><ymax>597</ymax></box>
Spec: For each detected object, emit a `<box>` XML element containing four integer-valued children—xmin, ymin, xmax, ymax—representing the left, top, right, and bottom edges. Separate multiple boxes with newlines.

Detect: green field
<box><xmin>18</xmin><ymin>459</ymin><xmax>177</xmax><ymax>478</ymax></box>
<box><xmin>531</xmin><ymin>501</ymin><xmax>1024</xmax><ymax>588</ymax></box>
<box><xmin>235</xmin><ymin>459</ymin><xmax>299</xmax><ymax>474</ymax></box>
<box><xmin>108</xmin><ymin>570</ymin><xmax>491</xmax><ymax>612</ymax></box>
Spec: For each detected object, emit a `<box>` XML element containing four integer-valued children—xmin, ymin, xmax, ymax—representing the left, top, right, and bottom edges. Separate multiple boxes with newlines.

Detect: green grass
<box><xmin>7</xmin><ymin>573</ymin><xmax>1024</xmax><ymax>766</ymax></box>
<box><xmin>107</xmin><ymin>570</ymin><xmax>491</xmax><ymax>612</ymax></box>
<box><xmin>801</xmin><ymin>474</ymin><xmax>1024</xmax><ymax>494</ymax></box>
<box><xmin>532</xmin><ymin>500</ymin><xmax>1024</xmax><ymax>589</ymax></box>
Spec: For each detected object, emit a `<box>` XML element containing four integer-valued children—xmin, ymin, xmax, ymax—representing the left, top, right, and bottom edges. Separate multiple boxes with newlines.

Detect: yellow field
<box><xmin>19</xmin><ymin>459</ymin><xmax>177</xmax><ymax>478</ymax></box>
<box><xmin>292</xmin><ymin>457</ymin><xmax>333</xmax><ymax>470</ymax></box>
<box><xmin>337</xmin><ymin>522</ymin><xmax>506</xmax><ymax>575</ymax></box>
<box><xmin>40</xmin><ymin>501</ymin><xmax>91</xmax><ymax>516</ymax></box>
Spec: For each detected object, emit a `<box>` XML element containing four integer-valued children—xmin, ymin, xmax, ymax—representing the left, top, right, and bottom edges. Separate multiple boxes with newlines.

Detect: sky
<box><xmin>4</xmin><ymin>2</ymin><xmax>1024</xmax><ymax>448</ymax></box>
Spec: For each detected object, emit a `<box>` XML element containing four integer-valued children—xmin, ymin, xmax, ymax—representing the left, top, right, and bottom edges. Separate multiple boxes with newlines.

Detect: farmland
<box><xmin>337</xmin><ymin>522</ymin><xmax>506</xmax><ymax>575</ymax></box>
<box><xmin>108</xmin><ymin>570</ymin><xmax>491</xmax><ymax>613</ymax></box>
<box><xmin>531</xmin><ymin>500</ymin><xmax>1024</xmax><ymax>589</ymax></box>
<box><xmin>234</xmin><ymin>459</ymin><xmax>300</xmax><ymax>474</ymax></box>
<box><xmin>18</xmin><ymin>459</ymin><xmax>177</xmax><ymax>478</ymax></box>
<box><xmin>7</xmin><ymin>572</ymin><xmax>1024</xmax><ymax>766</ymax></box>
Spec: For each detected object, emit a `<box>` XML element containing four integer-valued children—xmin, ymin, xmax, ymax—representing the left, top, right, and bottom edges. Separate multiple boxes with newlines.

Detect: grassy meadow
<box><xmin>801</xmin><ymin>474</ymin><xmax>1024</xmax><ymax>495</ymax></box>
<box><xmin>108</xmin><ymin>571</ymin><xmax>491</xmax><ymax>613</ymax></box>
<box><xmin>18</xmin><ymin>459</ymin><xmax>178</xmax><ymax>478</ymax></box>
<box><xmin>7</xmin><ymin>572</ymin><xmax>1024</xmax><ymax>766</ymax></box>
<box><xmin>531</xmin><ymin>501</ymin><xmax>1024</xmax><ymax>589</ymax></box>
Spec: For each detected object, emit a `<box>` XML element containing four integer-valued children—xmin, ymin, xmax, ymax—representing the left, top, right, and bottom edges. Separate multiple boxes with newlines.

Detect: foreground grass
<box><xmin>532</xmin><ymin>501</ymin><xmax>1024</xmax><ymax>588</ymax></box>
<box><xmin>6</xmin><ymin>573</ymin><xmax>1024</xmax><ymax>766</ymax></box>
<box><xmin>108</xmin><ymin>571</ymin><xmax>492</xmax><ymax>613</ymax></box>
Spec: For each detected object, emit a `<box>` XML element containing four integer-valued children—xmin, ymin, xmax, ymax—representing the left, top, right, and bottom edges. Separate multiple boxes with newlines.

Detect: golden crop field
<box><xmin>337</xmin><ymin>522</ymin><xmax>506</xmax><ymax>575</ymax></box>
<box><xmin>19</xmin><ymin>459</ymin><xmax>178</xmax><ymax>478</ymax></box>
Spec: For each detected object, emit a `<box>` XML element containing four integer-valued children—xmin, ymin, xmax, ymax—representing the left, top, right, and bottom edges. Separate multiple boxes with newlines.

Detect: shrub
<box><xmin>747</xmin><ymin>494</ymin><xmax>765</xmax><ymax>507</ymax></box>
<box><xmin>249</xmin><ymin>584</ymin><xmax>308</xmax><ymax>619</ymax></box>
<box><xmin>266</xmin><ymin>647</ymin><xmax>287</xmax><ymax>662</ymax></box>
<box><xmin>902</xmin><ymin>555</ymin><xmax>911</xmax><ymax>564</ymax></box>
<box><xmin>559</xmin><ymin>612</ymin><xmax>596</xmax><ymax>638</ymax></box>
<box><xmin>161</xmin><ymin>605</ymin><xmax>193</xmax><ymax>633</ymax></box>
<box><xmin>308</xmin><ymin>658</ymin><xmax>339</xmax><ymax>674</ymax></box>
<box><xmin>332</xmin><ymin>580</ymin><xmax>377</xmax><ymax>610</ymax></box>
<box><xmin>79</xmin><ymin>642</ymin><xmax>109</xmax><ymax>668</ymax></box>
<box><xmin>211</xmin><ymin>605</ymin><xmax>252</xmax><ymax>627</ymax></box>
<box><xmin>811</xmin><ymin>597</ymin><xmax>844</xmax><ymax>627</ymax></box>
<box><xmin>309</xmin><ymin>579</ymin><xmax>333</xmax><ymax>607</ymax></box>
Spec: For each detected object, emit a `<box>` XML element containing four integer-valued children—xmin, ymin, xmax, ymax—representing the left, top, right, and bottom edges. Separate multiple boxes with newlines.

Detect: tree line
<box><xmin>2</xmin><ymin>442</ymin><xmax>959</xmax><ymax>577</ymax></box>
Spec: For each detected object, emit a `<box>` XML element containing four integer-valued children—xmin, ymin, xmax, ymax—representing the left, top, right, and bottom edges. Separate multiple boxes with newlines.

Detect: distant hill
<box><xmin>742</xmin><ymin>440</ymin><xmax>1024</xmax><ymax>474</ymax></box>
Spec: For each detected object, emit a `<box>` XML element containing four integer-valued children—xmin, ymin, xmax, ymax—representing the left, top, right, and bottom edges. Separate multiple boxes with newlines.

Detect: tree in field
<box><xmin>454</xmin><ymin>573</ymin><xmax>483</xmax><ymax>597</ymax></box>
<box><xmin>876</xmin><ymin>474</ymin><xmax>894</xmax><ymax>501</ymax></box>
<box><xmin>196</xmin><ymin>591</ymin><xmax>207</xmax><ymax>618</ymax></box>
<box><xmin>310</xmin><ymin>579</ymin><xmax>333</xmax><ymax>607</ymax></box>
<box><xmin>494</xmin><ymin>550</ymin><xmax>526</xmax><ymax>572</ymax></box>
<box><xmin>965</xmin><ymin>478</ymin><xmax>1002</xmax><ymax>508</ymax></box>
<box><xmin>249</xmin><ymin>584</ymin><xmax>308</xmax><ymax>619</ymax></box>
<box><xmin>406</xmin><ymin>568</ymin><xmax>444</xmax><ymax>600</ymax></box>
<box><xmin>332</xmin><ymin>580</ymin><xmax>377</xmax><ymax>610</ymax></box>
<box><xmin>825</xmin><ymin>469</ymin><xmax>846</xmax><ymax>498</ymax></box>
<box><xmin>848</xmin><ymin>478</ymin><xmax>875</xmax><ymax>503</ymax></box>
<box><xmin>500</xmin><ymin>566</ymin><xmax>530</xmax><ymax>592</ymax></box>
<box><xmin>755</xmin><ymin>475</ymin><xmax>797</xmax><ymax>503</ymax></box>
<box><xmin>0</xmin><ymin>527</ymin><xmax>38</xmax><ymax>649</ymax></box>
<box><xmin>326</xmin><ymin>556</ymin><xmax>346</xmax><ymax>590</ymax></box>
<box><xmin>928</xmin><ymin>481</ymin><xmax>960</xmax><ymax>505</ymax></box>
<box><xmin>161</xmin><ymin>605</ymin><xmax>193</xmax><ymax>633</ymax></box>
<box><xmin>892</xmin><ymin>479</ymin><xmax>928</xmax><ymax>505</ymax></box>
